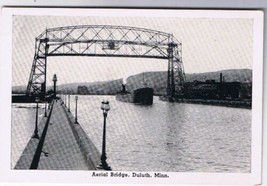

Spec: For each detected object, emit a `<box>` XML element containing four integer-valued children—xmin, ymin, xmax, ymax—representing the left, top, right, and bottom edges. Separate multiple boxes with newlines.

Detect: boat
<box><xmin>115</xmin><ymin>84</ymin><xmax>133</xmax><ymax>103</ymax></box>
<box><xmin>116</xmin><ymin>75</ymin><xmax>154</xmax><ymax>105</ymax></box>
<box><xmin>133</xmin><ymin>87</ymin><xmax>153</xmax><ymax>105</ymax></box>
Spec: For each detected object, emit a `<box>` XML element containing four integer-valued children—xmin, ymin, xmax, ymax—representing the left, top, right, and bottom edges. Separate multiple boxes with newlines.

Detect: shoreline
<box><xmin>12</xmin><ymin>94</ymin><xmax>252</xmax><ymax>109</ymax></box>
<box><xmin>159</xmin><ymin>96</ymin><xmax>251</xmax><ymax>109</ymax></box>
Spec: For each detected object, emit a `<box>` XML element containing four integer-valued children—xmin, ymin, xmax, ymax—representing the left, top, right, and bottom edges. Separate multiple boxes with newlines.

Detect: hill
<box><xmin>186</xmin><ymin>69</ymin><xmax>252</xmax><ymax>82</ymax></box>
<box><xmin>12</xmin><ymin>69</ymin><xmax>252</xmax><ymax>95</ymax></box>
<box><xmin>125</xmin><ymin>69</ymin><xmax>252</xmax><ymax>95</ymax></box>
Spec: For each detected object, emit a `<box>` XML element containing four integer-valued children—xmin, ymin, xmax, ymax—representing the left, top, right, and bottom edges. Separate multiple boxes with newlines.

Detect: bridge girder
<box><xmin>26</xmin><ymin>25</ymin><xmax>186</xmax><ymax>98</ymax></box>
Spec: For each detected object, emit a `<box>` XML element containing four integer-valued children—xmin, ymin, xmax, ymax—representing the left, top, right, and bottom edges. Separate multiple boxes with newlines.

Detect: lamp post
<box><xmin>44</xmin><ymin>102</ymin><xmax>47</xmax><ymax>117</ymax></box>
<box><xmin>98</xmin><ymin>100</ymin><xmax>111</xmax><ymax>170</ymax></box>
<box><xmin>68</xmin><ymin>94</ymin><xmax>70</xmax><ymax>112</ymax></box>
<box><xmin>75</xmin><ymin>96</ymin><xmax>78</xmax><ymax>124</ymax></box>
<box><xmin>60</xmin><ymin>94</ymin><xmax>64</xmax><ymax>105</ymax></box>
<box><xmin>48</xmin><ymin>101</ymin><xmax>51</xmax><ymax>110</ymax></box>
<box><xmin>53</xmin><ymin>74</ymin><xmax>57</xmax><ymax>99</ymax></box>
<box><xmin>32</xmin><ymin>97</ymin><xmax>40</xmax><ymax>139</ymax></box>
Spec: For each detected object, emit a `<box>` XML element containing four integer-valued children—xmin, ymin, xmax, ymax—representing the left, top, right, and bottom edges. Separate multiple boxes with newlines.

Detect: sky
<box><xmin>12</xmin><ymin>14</ymin><xmax>253</xmax><ymax>86</ymax></box>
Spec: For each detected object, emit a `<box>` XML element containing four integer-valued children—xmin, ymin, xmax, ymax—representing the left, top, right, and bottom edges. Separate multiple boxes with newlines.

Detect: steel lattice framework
<box><xmin>26</xmin><ymin>25</ymin><xmax>186</xmax><ymax>98</ymax></box>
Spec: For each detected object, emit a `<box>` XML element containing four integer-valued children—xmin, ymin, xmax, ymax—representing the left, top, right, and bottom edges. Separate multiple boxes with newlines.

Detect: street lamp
<box><xmin>75</xmin><ymin>96</ymin><xmax>78</xmax><ymax>124</ymax></box>
<box><xmin>60</xmin><ymin>94</ymin><xmax>64</xmax><ymax>106</ymax></box>
<box><xmin>98</xmin><ymin>100</ymin><xmax>111</xmax><ymax>170</ymax></box>
<box><xmin>32</xmin><ymin>97</ymin><xmax>40</xmax><ymax>139</ymax></box>
<box><xmin>44</xmin><ymin>102</ymin><xmax>47</xmax><ymax>117</ymax></box>
<box><xmin>68</xmin><ymin>94</ymin><xmax>70</xmax><ymax>112</ymax></box>
<box><xmin>48</xmin><ymin>101</ymin><xmax>51</xmax><ymax>110</ymax></box>
<box><xmin>53</xmin><ymin>74</ymin><xmax>57</xmax><ymax>99</ymax></box>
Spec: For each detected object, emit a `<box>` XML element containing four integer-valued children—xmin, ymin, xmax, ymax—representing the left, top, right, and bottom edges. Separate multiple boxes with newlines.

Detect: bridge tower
<box><xmin>167</xmin><ymin>42</ymin><xmax>176</xmax><ymax>99</ymax></box>
<box><xmin>26</xmin><ymin>31</ymin><xmax>49</xmax><ymax>98</ymax></box>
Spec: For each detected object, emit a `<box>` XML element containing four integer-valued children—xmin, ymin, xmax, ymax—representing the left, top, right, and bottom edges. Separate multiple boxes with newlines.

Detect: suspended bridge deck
<box><xmin>14</xmin><ymin>99</ymin><xmax>100</xmax><ymax>170</ymax></box>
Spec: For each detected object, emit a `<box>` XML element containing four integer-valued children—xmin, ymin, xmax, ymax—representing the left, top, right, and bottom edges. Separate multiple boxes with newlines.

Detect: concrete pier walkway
<box><xmin>15</xmin><ymin>99</ymin><xmax>100</xmax><ymax>170</ymax></box>
<box><xmin>37</xmin><ymin>100</ymin><xmax>89</xmax><ymax>170</ymax></box>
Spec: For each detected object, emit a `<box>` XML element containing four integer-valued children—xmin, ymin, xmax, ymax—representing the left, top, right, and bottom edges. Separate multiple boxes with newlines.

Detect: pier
<box><xmin>14</xmin><ymin>98</ymin><xmax>100</xmax><ymax>170</ymax></box>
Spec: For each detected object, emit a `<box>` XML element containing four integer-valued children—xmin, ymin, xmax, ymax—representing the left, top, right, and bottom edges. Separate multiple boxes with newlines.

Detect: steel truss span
<box><xmin>26</xmin><ymin>25</ymin><xmax>186</xmax><ymax>98</ymax></box>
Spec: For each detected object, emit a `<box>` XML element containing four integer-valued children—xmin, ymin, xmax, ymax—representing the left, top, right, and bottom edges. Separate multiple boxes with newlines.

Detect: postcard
<box><xmin>0</xmin><ymin>8</ymin><xmax>263</xmax><ymax>185</ymax></box>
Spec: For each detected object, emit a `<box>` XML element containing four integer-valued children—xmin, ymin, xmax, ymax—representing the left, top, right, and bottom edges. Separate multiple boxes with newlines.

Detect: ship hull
<box><xmin>133</xmin><ymin>87</ymin><xmax>153</xmax><ymax>105</ymax></box>
<box><xmin>116</xmin><ymin>87</ymin><xmax>153</xmax><ymax>105</ymax></box>
<box><xmin>116</xmin><ymin>93</ymin><xmax>133</xmax><ymax>103</ymax></box>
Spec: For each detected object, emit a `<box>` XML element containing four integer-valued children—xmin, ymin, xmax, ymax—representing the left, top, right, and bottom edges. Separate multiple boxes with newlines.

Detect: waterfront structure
<box><xmin>14</xmin><ymin>99</ymin><xmax>99</xmax><ymax>170</ymax></box>
<box><xmin>77</xmin><ymin>86</ymin><xmax>89</xmax><ymax>95</ymax></box>
<box><xmin>25</xmin><ymin>25</ymin><xmax>185</xmax><ymax>100</ymax></box>
<box><xmin>183</xmin><ymin>73</ymin><xmax>242</xmax><ymax>100</ymax></box>
<box><xmin>183</xmin><ymin>81</ymin><xmax>241</xmax><ymax>100</ymax></box>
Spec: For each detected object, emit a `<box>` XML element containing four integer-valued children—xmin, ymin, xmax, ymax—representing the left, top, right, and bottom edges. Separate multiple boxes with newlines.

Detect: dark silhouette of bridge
<box><xmin>26</xmin><ymin>25</ymin><xmax>185</xmax><ymax>99</ymax></box>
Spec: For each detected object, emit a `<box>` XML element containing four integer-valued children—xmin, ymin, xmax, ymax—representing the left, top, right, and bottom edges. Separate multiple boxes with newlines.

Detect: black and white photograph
<box><xmin>0</xmin><ymin>8</ymin><xmax>263</xmax><ymax>185</ymax></box>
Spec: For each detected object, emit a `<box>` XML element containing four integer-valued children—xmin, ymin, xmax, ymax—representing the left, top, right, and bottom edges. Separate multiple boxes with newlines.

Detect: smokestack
<box><xmin>220</xmin><ymin>73</ymin><xmax>223</xmax><ymax>83</ymax></box>
<box><xmin>122</xmin><ymin>84</ymin><xmax>126</xmax><ymax>92</ymax></box>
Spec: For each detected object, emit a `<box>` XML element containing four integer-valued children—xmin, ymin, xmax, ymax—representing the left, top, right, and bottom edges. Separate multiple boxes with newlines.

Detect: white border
<box><xmin>0</xmin><ymin>8</ymin><xmax>263</xmax><ymax>185</ymax></box>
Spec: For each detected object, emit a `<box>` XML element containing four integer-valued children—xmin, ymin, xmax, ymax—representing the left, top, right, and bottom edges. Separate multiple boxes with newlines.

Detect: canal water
<box><xmin>11</xmin><ymin>96</ymin><xmax>251</xmax><ymax>172</ymax></box>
